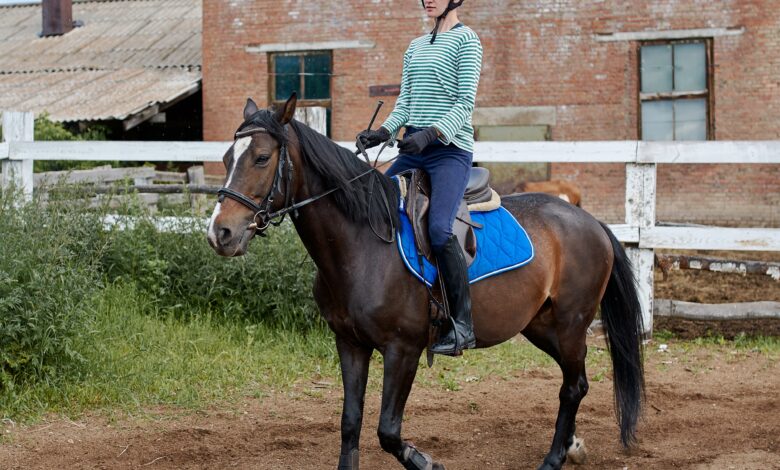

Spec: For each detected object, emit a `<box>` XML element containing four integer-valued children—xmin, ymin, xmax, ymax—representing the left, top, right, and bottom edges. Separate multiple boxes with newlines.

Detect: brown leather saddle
<box><xmin>400</xmin><ymin>167</ymin><xmax>493</xmax><ymax>266</ymax></box>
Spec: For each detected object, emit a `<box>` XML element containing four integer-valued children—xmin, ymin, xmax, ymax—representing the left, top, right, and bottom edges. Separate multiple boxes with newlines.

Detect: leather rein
<box><xmin>217</xmin><ymin>124</ymin><xmax>398</xmax><ymax>242</ymax></box>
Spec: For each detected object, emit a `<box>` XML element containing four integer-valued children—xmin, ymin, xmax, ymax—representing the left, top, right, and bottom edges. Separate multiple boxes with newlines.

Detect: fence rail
<box><xmin>3</xmin><ymin>111</ymin><xmax>780</xmax><ymax>334</ymax></box>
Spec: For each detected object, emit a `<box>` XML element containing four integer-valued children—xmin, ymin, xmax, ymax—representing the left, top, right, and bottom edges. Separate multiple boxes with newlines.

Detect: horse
<box><xmin>207</xmin><ymin>94</ymin><xmax>645</xmax><ymax>470</ymax></box>
<box><xmin>513</xmin><ymin>180</ymin><xmax>582</xmax><ymax>207</ymax></box>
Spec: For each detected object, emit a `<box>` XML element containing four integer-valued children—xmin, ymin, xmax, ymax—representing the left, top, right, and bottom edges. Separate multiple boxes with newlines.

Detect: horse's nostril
<box><xmin>218</xmin><ymin>227</ymin><xmax>232</xmax><ymax>244</ymax></box>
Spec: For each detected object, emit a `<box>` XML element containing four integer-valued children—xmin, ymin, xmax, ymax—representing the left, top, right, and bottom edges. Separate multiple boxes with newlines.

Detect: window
<box><xmin>639</xmin><ymin>40</ymin><xmax>711</xmax><ymax>140</ymax></box>
<box><xmin>270</xmin><ymin>51</ymin><xmax>332</xmax><ymax>135</ymax></box>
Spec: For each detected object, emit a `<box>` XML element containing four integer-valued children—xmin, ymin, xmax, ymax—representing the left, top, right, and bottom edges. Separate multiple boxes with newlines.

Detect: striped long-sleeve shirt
<box><xmin>381</xmin><ymin>25</ymin><xmax>483</xmax><ymax>153</ymax></box>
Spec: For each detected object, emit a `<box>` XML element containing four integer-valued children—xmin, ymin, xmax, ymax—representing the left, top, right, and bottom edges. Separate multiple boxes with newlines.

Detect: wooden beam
<box><xmin>246</xmin><ymin>40</ymin><xmax>375</xmax><ymax>53</ymax></box>
<box><xmin>654</xmin><ymin>299</ymin><xmax>780</xmax><ymax>321</ymax></box>
<box><xmin>641</xmin><ymin>227</ymin><xmax>780</xmax><ymax>251</ymax></box>
<box><xmin>9</xmin><ymin>141</ymin><xmax>230</xmax><ymax>162</ymax></box>
<box><xmin>656</xmin><ymin>254</ymin><xmax>780</xmax><ymax>281</ymax></box>
<box><xmin>638</xmin><ymin>141</ymin><xmax>780</xmax><ymax>164</ymax></box>
<box><xmin>595</xmin><ymin>27</ymin><xmax>745</xmax><ymax>42</ymax></box>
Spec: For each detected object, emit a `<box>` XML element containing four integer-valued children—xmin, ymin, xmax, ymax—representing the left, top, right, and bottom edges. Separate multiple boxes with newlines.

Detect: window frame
<box><xmin>637</xmin><ymin>38</ymin><xmax>715</xmax><ymax>140</ymax></box>
<box><xmin>268</xmin><ymin>51</ymin><xmax>333</xmax><ymax>109</ymax></box>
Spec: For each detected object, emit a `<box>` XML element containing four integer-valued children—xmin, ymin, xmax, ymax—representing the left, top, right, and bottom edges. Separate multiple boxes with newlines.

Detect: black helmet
<box><xmin>421</xmin><ymin>0</ymin><xmax>465</xmax><ymax>44</ymax></box>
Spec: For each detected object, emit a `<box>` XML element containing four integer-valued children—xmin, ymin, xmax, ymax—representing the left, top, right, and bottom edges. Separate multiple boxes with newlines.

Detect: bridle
<box><xmin>217</xmin><ymin>125</ymin><xmax>296</xmax><ymax>235</ymax></box>
<box><xmin>217</xmin><ymin>120</ymin><xmax>398</xmax><ymax>242</ymax></box>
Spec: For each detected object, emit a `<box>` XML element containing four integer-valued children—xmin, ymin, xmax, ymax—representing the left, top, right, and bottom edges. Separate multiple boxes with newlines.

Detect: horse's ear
<box><xmin>243</xmin><ymin>98</ymin><xmax>259</xmax><ymax>121</ymax></box>
<box><xmin>273</xmin><ymin>92</ymin><xmax>297</xmax><ymax>125</ymax></box>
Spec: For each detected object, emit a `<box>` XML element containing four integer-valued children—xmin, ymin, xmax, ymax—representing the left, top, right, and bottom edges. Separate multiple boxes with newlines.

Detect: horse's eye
<box><xmin>255</xmin><ymin>155</ymin><xmax>271</xmax><ymax>166</ymax></box>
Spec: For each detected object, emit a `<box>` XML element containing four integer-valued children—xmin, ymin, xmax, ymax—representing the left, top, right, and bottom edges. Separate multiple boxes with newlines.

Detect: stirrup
<box><xmin>429</xmin><ymin>322</ymin><xmax>475</xmax><ymax>356</ymax></box>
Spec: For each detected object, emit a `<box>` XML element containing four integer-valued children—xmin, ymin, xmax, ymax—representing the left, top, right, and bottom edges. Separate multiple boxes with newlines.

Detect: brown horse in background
<box><xmin>207</xmin><ymin>94</ymin><xmax>644</xmax><ymax>470</ymax></box>
<box><xmin>514</xmin><ymin>180</ymin><xmax>582</xmax><ymax>207</ymax></box>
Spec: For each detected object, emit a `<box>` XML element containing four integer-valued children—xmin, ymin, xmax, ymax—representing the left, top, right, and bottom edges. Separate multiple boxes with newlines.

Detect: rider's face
<box><xmin>422</xmin><ymin>0</ymin><xmax>448</xmax><ymax>18</ymax></box>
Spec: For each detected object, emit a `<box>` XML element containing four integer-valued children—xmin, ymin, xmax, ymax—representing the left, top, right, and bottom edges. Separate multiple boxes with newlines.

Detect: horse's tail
<box><xmin>598</xmin><ymin>221</ymin><xmax>645</xmax><ymax>447</ymax></box>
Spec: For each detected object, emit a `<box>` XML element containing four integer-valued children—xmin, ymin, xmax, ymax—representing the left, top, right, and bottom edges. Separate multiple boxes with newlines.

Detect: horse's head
<box><xmin>207</xmin><ymin>94</ymin><xmax>298</xmax><ymax>257</ymax></box>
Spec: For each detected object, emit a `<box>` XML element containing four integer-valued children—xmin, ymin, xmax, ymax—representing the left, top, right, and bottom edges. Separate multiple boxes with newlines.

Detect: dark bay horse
<box><xmin>207</xmin><ymin>94</ymin><xmax>645</xmax><ymax>470</ymax></box>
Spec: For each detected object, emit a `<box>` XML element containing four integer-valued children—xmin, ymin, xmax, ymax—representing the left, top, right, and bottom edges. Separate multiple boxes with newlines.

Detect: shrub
<box><xmin>0</xmin><ymin>185</ymin><xmax>321</xmax><ymax>396</ymax></box>
<box><xmin>100</xmin><ymin>211</ymin><xmax>320</xmax><ymax>330</ymax></box>
<box><xmin>0</xmin><ymin>189</ymin><xmax>107</xmax><ymax>388</ymax></box>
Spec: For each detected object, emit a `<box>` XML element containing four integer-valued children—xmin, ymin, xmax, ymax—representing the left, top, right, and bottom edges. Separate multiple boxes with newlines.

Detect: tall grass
<box><xmin>0</xmin><ymin>186</ymin><xmax>327</xmax><ymax>419</ymax></box>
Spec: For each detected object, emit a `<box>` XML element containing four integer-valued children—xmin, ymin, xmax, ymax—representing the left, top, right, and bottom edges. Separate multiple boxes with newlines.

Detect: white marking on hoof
<box><xmin>566</xmin><ymin>436</ymin><xmax>587</xmax><ymax>465</ymax></box>
<box><xmin>559</xmin><ymin>194</ymin><xmax>571</xmax><ymax>203</ymax></box>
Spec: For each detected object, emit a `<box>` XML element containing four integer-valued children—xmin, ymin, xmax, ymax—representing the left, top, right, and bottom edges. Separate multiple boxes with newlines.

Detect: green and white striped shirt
<box><xmin>382</xmin><ymin>25</ymin><xmax>483</xmax><ymax>153</ymax></box>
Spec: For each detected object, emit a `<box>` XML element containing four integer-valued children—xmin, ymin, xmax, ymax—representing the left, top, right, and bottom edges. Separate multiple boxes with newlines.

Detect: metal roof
<box><xmin>0</xmin><ymin>0</ymin><xmax>201</xmax><ymax>125</ymax></box>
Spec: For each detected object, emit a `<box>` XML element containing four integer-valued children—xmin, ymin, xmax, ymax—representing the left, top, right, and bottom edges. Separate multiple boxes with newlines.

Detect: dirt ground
<box><xmin>653</xmin><ymin>250</ymin><xmax>780</xmax><ymax>338</ymax></box>
<box><xmin>1</xmin><ymin>340</ymin><xmax>778</xmax><ymax>470</ymax></box>
<box><xmin>1</xmin><ymin>251</ymin><xmax>777</xmax><ymax>469</ymax></box>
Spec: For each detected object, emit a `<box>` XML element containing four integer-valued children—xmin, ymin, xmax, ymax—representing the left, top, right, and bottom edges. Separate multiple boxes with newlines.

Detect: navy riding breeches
<box><xmin>386</xmin><ymin>127</ymin><xmax>473</xmax><ymax>252</ymax></box>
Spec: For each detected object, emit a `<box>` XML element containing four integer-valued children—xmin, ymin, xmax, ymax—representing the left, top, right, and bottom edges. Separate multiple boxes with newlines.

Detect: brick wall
<box><xmin>203</xmin><ymin>0</ymin><xmax>780</xmax><ymax>226</ymax></box>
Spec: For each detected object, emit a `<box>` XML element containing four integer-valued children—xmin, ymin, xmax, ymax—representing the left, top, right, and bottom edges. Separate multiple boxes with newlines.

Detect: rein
<box><xmin>217</xmin><ymin>121</ymin><xmax>400</xmax><ymax>242</ymax></box>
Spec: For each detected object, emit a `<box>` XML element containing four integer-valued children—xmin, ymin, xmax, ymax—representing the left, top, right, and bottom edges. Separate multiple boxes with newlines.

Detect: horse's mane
<box><xmin>241</xmin><ymin>110</ymin><xmax>400</xmax><ymax>231</ymax></box>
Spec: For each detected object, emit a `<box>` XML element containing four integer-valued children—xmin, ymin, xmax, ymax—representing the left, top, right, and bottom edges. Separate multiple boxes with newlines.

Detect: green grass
<box><xmin>4</xmin><ymin>287</ymin><xmax>779</xmax><ymax>424</ymax></box>
<box><xmin>0</xmin><ymin>283</ymin><xmax>340</xmax><ymax>421</ymax></box>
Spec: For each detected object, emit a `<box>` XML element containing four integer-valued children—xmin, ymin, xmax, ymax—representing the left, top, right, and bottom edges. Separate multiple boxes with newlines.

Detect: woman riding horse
<box><xmin>358</xmin><ymin>0</ymin><xmax>480</xmax><ymax>357</ymax></box>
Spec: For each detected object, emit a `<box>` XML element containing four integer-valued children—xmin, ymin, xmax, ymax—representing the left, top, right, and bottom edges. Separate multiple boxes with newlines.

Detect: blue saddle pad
<box><xmin>395</xmin><ymin>182</ymin><xmax>534</xmax><ymax>286</ymax></box>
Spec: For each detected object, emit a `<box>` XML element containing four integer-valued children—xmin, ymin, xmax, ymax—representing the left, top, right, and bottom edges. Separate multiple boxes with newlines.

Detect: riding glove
<box><xmin>356</xmin><ymin>127</ymin><xmax>391</xmax><ymax>150</ymax></box>
<box><xmin>398</xmin><ymin>126</ymin><xmax>440</xmax><ymax>155</ymax></box>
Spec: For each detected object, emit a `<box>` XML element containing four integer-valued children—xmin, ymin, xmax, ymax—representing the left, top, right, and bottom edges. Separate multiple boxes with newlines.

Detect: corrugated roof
<box><xmin>0</xmin><ymin>0</ymin><xmax>201</xmax><ymax>124</ymax></box>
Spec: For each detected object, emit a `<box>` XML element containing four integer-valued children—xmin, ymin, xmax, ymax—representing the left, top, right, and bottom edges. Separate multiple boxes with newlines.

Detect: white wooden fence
<box><xmin>3</xmin><ymin>111</ymin><xmax>780</xmax><ymax>334</ymax></box>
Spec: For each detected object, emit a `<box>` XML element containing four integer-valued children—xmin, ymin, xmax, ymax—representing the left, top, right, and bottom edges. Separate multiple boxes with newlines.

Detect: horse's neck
<box><xmin>290</xmin><ymin>175</ymin><xmax>376</xmax><ymax>279</ymax></box>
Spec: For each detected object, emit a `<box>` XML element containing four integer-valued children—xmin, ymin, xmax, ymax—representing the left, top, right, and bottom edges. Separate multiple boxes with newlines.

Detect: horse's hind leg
<box><xmin>524</xmin><ymin>312</ymin><xmax>590</xmax><ymax>470</ymax></box>
<box><xmin>377</xmin><ymin>345</ymin><xmax>445</xmax><ymax>470</ymax></box>
<box><xmin>336</xmin><ymin>338</ymin><xmax>373</xmax><ymax>469</ymax></box>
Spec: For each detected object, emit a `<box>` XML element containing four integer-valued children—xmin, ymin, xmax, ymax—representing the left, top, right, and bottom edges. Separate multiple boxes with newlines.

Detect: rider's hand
<box><xmin>356</xmin><ymin>127</ymin><xmax>391</xmax><ymax>150</ymax></box>
<box><xmin>398</xmin><ymin>126</ymin><xmax>440</xmax><ymax>155</ymax></box>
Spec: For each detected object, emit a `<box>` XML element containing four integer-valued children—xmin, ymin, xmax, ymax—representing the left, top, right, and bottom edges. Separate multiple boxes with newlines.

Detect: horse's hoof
<box><xmin>566</xmin><ymin>436</ymin><xmax>587</xmax><ymax>465</ymax></box>
<box><xmin>432</xmin><ymin>463</ymin><xmax>446</xmax><ymax>470</ymax></box>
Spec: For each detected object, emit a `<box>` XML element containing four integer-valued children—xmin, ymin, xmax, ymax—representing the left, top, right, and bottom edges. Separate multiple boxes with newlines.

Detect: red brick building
<box><xmin>203</xmin><ymin>0</ymin><xmax>779</xmax><ymax>226</ymax></box>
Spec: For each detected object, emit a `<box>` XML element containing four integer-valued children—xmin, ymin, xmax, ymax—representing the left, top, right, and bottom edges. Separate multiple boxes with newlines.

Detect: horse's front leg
<box><xmin>377</xmin><ymin>345</ymin><xmax>445</xmax><ymax>470</ymax></box>
<box><xmin>336</xmin><ymin>337</ymin><xmax>373</xmax><ymax>470</ymax></box>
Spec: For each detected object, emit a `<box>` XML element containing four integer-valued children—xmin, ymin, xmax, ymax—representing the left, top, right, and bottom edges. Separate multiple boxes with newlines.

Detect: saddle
<box><xmin>399</xmin><ymin>167</ymin><xmax>495</xmax><ymax>266</ymax></box>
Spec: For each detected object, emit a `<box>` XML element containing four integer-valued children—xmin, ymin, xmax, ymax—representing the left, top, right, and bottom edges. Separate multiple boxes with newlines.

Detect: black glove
<box><xmin>356</xmin><ymin>127</ymin><xmax>391</xmax><ymax>150</ymax></box>
<box><xmin>398</xmin><ymin>126</ymin><xmax>440</xmax><ymax>155</ymax></box>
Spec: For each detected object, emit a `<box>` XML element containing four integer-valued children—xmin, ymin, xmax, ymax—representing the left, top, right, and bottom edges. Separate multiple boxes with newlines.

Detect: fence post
<box><xmin>187</xmin><ymin>165</ymin><xmax>206</xmax><ymax>213</ymax></box>
<box><xmin>625</xmin><ymin>162</ymin><xmax>656</xmax><ymax>337</ymax></box>
<box><xmin>1</xmin><ymin>111</ymin><xmax>34</xmax><ymax>200</ymax></box>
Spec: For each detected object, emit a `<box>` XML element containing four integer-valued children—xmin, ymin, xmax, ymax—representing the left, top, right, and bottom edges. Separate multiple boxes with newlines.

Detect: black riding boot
<box><xmin>430</xmin><ymin>235</ymin><xmax>475</xmax><ymax>356</ymax></box>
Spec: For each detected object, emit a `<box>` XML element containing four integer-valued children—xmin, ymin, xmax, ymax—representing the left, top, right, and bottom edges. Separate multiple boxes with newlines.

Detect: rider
<box><xmin>357</xmin><ymin>0</ymin><xmax>482</xmax><ymax>356</ymax></box>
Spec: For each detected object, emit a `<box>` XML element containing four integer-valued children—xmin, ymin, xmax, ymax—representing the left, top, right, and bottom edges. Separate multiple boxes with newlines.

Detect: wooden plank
<box><xmin>10</xmin><ymin>140</ymin><xmax>780</xmax><ymax>165</ymax></box>
<box><xmin>153</xmin><ymin>170</ymin><xmax>188</xmax><ymax>183</ymax></box>
<box><xmin>1</xmin><ymin>112</ymin><xmax>34</xmax><ymax>200</ymax></box>
<box><xmin>295</xmin><ymin>107</ymin><xmax>327</xmax><ymax>136</ymax></box>
<box><xmin>654</xmin><ymin>299</ymin><xmax>780</xmax><ymax>321</ymax></box>
<box><xmin>638</xmin><ymin>141</ymin><xmax>780</xmax><ymax>164</ymax></box>
<box><xmin>655</xmin><ymin>254</ymin><xmax>780</xmax><ymax>280</ymax></box>
<box><xmin>338</xmin><ymin>141</ymin><xmax>640</xmax><ymax>163</ymax></box>
<box><xmin>35</xmin><ymin>166</ymin><xmax>154</xmax><ymax>185</ymax></box>
<box><xmin>607</xmin><ymin>224</ymin><xmax>640</xmax><ymax>244</ymax></box>
<box><xmin>47</xmin><ymin>184</ymin><xmax>219</xmax><ymax>195</ymax></box>
<box><xmin>641</xmin><ymin>227</ymin><xmax>780</xmax><ymax>251</ymax></box>
<box><xmin>9</xmin><ymin>141</ymin><xmax>230</xmax><ymax>162</ymax></box>
<box><xmin>102</xmin><ymin>214</ymin><xmax>208</xmax><ymax>233</ymax></box>
<box><xmin>0</xmin><ymin>142</ymin><xmax>8</xmax><ymax>160</ymax></box>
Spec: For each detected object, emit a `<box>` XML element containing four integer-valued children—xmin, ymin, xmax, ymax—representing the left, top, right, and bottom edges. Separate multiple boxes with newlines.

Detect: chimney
<box><xmin>41</xmin><ymin>0</ymin><xmax>73</xmax><ymax>37</ymax></box>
